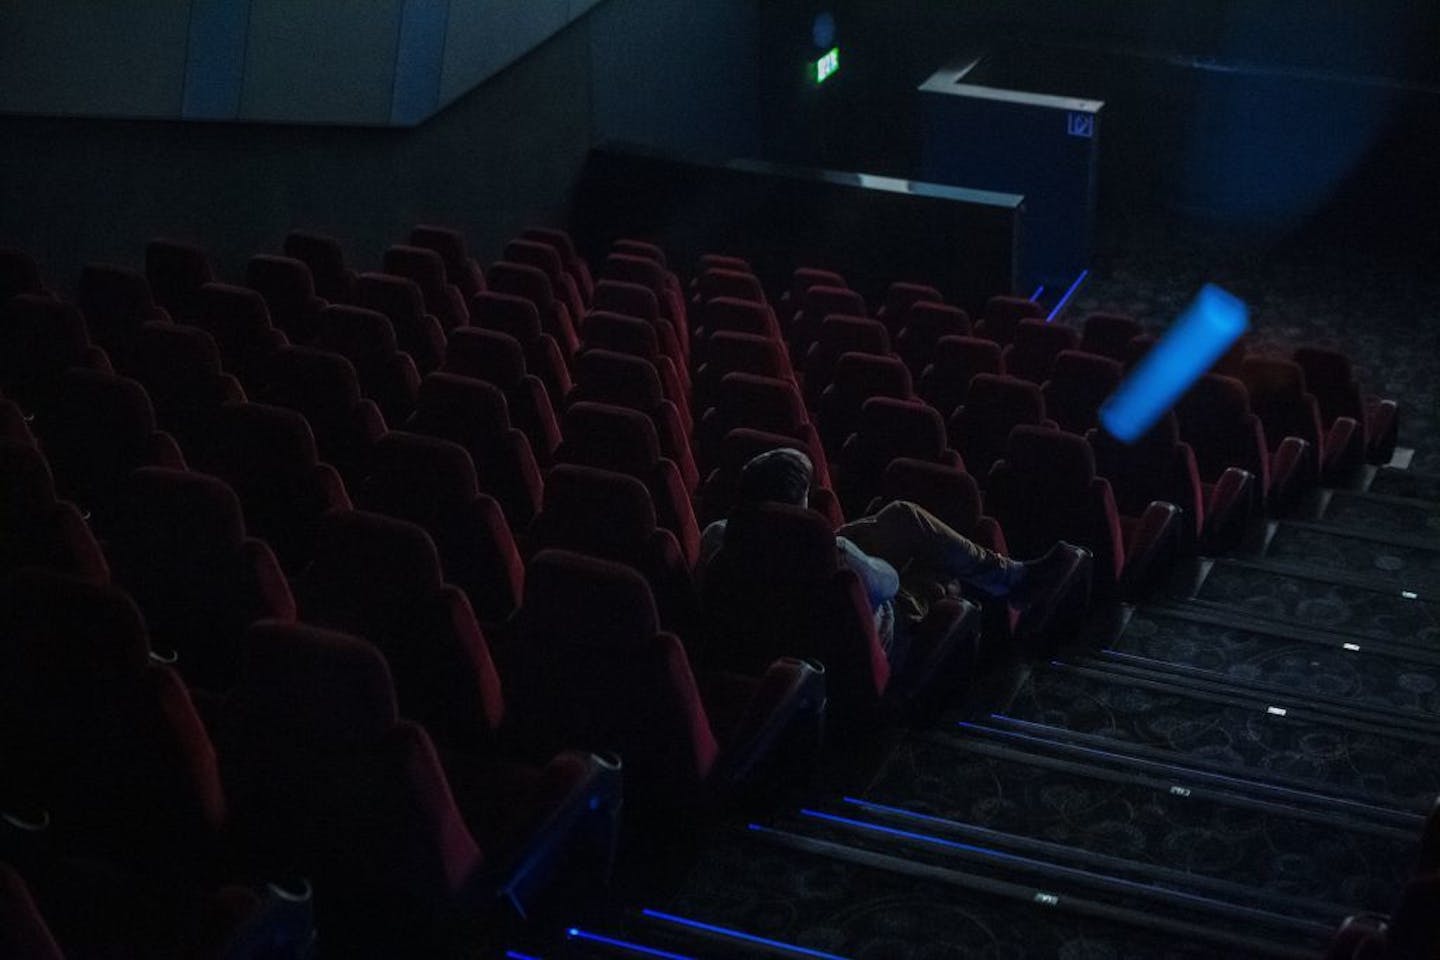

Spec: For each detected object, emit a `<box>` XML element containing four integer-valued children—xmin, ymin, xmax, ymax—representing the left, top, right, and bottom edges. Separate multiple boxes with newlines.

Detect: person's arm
<box><xmin>837</xmin><ymin>535</ymin><xmax>900</xmax><ymax>608</ymax></box>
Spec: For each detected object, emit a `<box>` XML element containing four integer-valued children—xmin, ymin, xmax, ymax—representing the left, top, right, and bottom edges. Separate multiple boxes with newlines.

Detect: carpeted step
<box><xmin>1369</xmin><ymin>467</ymin><xmax>1440</xmax><ymax>504</ymax></box>
<box><xmin>1262</xmin><ymin>522</ymin><xmax>1440</xmax><ymax>593</ymax></box>
<box><xmin>1316</xmin><ymin>490</ymin><xmax>1440</xmax><ymax>547</ymax></box>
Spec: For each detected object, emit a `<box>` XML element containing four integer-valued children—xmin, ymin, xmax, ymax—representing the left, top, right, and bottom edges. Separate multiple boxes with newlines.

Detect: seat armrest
<box><xmin>712</xmin><ymin>658</ymin><xmax>826</xmax><ymax>786</ymax></box>
<box><xmin>1321</xmin><ymin>415</ymin><xmax>1362</xmax><ymax>481</ymax></box>
<box><xmin>1201</xmin><ymin>467</ymin><xmax>1255</xmax><ymax>553</ymax></box>
<box><xmin>1269</xmin><ymin>436</ymin><xmax>1311</xmax><ymax>511</ymax></box>
<box><xmin>1121</xmin><ymin>500</ymin><xmax>1181</xmax><ymax>598</ymax></box>
<box><xmin>1363</xmin><ymin>396</ymin><xmax>1398</xmax><ymax>464</ymax></box>
<box><xmin>896</xmin><ymin>598</ymin><xmax>981</xmax><ymax>716</ymax></box>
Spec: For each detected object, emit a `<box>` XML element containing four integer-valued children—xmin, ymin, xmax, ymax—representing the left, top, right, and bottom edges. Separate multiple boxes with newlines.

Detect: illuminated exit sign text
<box><xmin>813</xmin><ymin>47</ymin><xmax>839</xmax><ymax>84</ymax></box>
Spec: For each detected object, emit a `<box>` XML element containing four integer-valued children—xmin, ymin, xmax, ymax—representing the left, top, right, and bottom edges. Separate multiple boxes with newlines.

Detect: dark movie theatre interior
<box><xmin>4</xmin><ymin>2</ymin><xmax>1440</xmax><ymax>957</ymax></box>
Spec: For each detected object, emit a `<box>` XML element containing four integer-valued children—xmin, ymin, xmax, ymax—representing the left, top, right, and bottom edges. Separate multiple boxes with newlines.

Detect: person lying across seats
<box><xmin>699</xmin><ymin>447</ymin><xmax>1089</xmax><ymax>669</ymax></box>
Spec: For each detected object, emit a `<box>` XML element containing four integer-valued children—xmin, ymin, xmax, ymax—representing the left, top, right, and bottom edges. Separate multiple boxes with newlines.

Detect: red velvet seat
<box><xmin>76</xmin><ymin>264</ymin><xmax>169</xmax><ymax>365</ymax></box>
<box><xmin>444</xmin><ymin>326</ymin><xmax>562</xmax><ymax>467</ymax></box>
<box><xmin>569</xmin><ymin>348</ymin><xmax>698</xmax><ymax>491</ymax></box>
<box><xmin>253</xmin><ymin>345</ymin><xmax>386</xmax><ymax>483</ymax></box>
<box><xmin>0</xmin><ymin>295</ymin><xmax>111</xmax><ymax>414</ymax></box>
<box><xmin>504</xmin><ymin>238</ymin><xmax>585</xmax><ymax>326</ymax></box>
<box><xmin>0</xmin><ymin>439</ymin><xmax>108</xmax><ymax>584</ymax></box>
<box><xmin>947</xmin><ymin>373</ymin><xmax>1049</xmax><ymax>481</ymax></box>
<box><xmin>411</xmin><ymin>224</ymin><xmax>486</xmax><ymax>300</ymax></box>
<box><xmin>696</xmin><ymin>371</ymin><xmax>831</xmax><ymax>486</ymax></box>
<box><xmin>1002</xmin><ymin>318</ymin><xmax>1079</xmax><ymax>384</ymax></box>
<box><xmin>283</xmin><ymin>230</ymin><xmax>356</xmax><ymax>304</ymax></box>
<box><xmin>354</xmin><ymin>432</ymin><xmax>524</xmax><ymax>628</ymax></box>
<box><xmin>404</xmin><ymin>372</ymin><xmax>543</xmax><ymax>529</ymax></box>
<box><xmin>986</xmin><ymin>425</ymin><xmax>1179</xmax><ymax>599</ymax></box>
<box><xmin>876</xmin><ymin>281</ymin><xmax>944</xmax><ymax>339</ymax></box>
<box><xmin>315</xmin><ymin>304</ymin><xmax>421</xmax><ymax>425</ymax></box>
<box><xmin>1078</xmin><ymin>312</ymin><xmax>1142</xmax><ymax>361</ymax></box>
<box><xmin>189</xmin><ymin>283</ymin><xmax>288</xmax><ymax>389</ymax></box>
<box><xmin>836</xmin><ymin>396</ymin><xmax>963</xmax><ymax>518</ymax></box>
<box><xmin>975</xmin><ymin>295</ymin><xmax>1044</xmax><ymax>345</ymax></box>
<box><xmin>246</xmin><ymin>254</ymin><xmax>326</xmax><ymax>345</ymax></box>
<box><xmin>694</xmin><ymin>330</ymin><xmax>793</xmax><ymax>413</ymax></box>
<box><xmin>919</xmin><ymin>335</ymin><xmax>1004</xmax><ymax>420</ymax></box>
<box><xmin>1294</xmin><ymin>346</ymin><xmax>1397</xmax><ymax>467</ymax></box>
<box><xmin>145</xmin><ymin>238</ymin><xmax>215</xmax><ymax>321</ymax></box>
<box><xmin>487</xmin><ymin>261</ymin><xmax>580</xmax><ymax>361</ymax></box>
<box><xmin>802</xmin><ymin>316</ymin><xmax>892</xmax><ymax>407</ymax></box>
<box><xmin>382</xmin><ymin>245</ymin><xmax>468</xmax><ymax>331</ymax></box>
<box><xmin>1041</xmin><ymin>349</ymin><xmax>1123</xmax><ymax>435</ymax></box>
<box><xmin>470</xmin><ymin>291</ymin><xmax>572</xmax><ymax>404</ymax></box>
<box><xmin>815</xmin><ymin>352</ymin><xmax>915</xmax><ymax>453</ymax></box>
<box><xmin>354</xmin><ymin>272</ymin><xmax>446</xmax><ymax>375</ymax></box>
<box><xmin>578</xmin><ymin>310</ymin><xmax>691</xmax><ymax>425</ymax></box>
<box><xmin>1241</xmin><ymin>356</ymin><xmax>1353</xmax><ymax>488</ymax></box>
<box><xmin>896</xmin><ymin>302</ymin><xmax>971</xmax><ymax>377</ymax></box>
<box><xmin>108</xmin><ymin>468</ymin><xmax>295</xmax><ymax>690</ymax></box>
<box><xmin>519</xmin><ymin>227</ymin><xmax>593</xmax><ymax>306</ymax></box>
<box><xmin>508</xmin><ymin>549</ymin><xmax>824</xmax><ymax>807</ymax></box>
<box><xmin>592</xmin><ymin>279</ymin><xmax>689</xmax><ymax>391</ymax></box>
<box><xmin>789</xmin><ymin>284</ymin><xmax>867</xmax><ymax>361</ymax></box>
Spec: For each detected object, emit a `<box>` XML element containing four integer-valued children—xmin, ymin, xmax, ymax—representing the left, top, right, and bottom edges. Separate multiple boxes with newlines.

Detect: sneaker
<box><xmin>1008</xmin><ymin>541</ymin><xmax>1089</xmax><ymax>610</ymax></box>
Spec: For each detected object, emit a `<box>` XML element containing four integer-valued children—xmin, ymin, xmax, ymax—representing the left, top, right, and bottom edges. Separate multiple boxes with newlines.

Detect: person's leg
<box><xmin>838</xmin><ymin>500</ymin><xmax>1024</xmax><ymax>597</ymax></box>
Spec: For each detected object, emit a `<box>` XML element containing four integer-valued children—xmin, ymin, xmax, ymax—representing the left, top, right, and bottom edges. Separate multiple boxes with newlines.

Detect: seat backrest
<box><xmin>318</xmin><ymin>303</ymin><xmax>401</xmax><ymax>360</ymax></box>
<box><xmin>0</xmin><ymin>247</ymin><xmax>44</xmax><ymax>302</ymax></box>
<box><xmin>1088</xmin><ymin>413</ymin><xmax>1204</xmax><ymax>535</ymax></box>
<box><xmin>1241</xmin><ymin>356</ymin><xmax>1324</xmax><ymax>462</ymax></box>
<box><xmin>613</xmin><ymin>238</ymin><xmax>668</xmax><ymax>267</ymax></box>
<box><xmin>1079</xmin><ymin>313</ymin><xmax>1142</xmax><ymax>361</ymax></box>
<box><xmin>697</xmin><ymin>269</ymin><xmax>766</xmax><ymax>306</ymax></box>
<box><xmin>0</xmin><ymin>294</ymin><xmax>100</xmax><ymax>407</ymax></box>
<box><xmin>296</xmin><ymin>508</ymin><xmax>505</xmax><ymax>747</ymax></box>
<box><xmin>986</xmin><ymin>424</ymin><xmax>1125</xmax><ymax>593</ymax></box>
<box><xmin>582</xmin><ymin>310</ymin><xmax>660</xmax><ymax>359</ymax></box>
<box><xmin>205</xmin><ymin>401</ymin><xmax>320</xmax><ymax>487</ymax></box>
<box><xmin>700</xmin><ymin>296</ymin><xmax>781</xmax><ymax>342</ymax></box>
<box><xmin>812</xmin><ymin>315</ymin><xmax>891</xmax><ymax>359</ymax></box>
<box><xmin>876</xmin><ymin>458</ymin><xmax>986</xmax><ymax>540</ymax></box>
<box><xmin>948</xmin><ymin>373</ymin><xmax>1047</xmax><ymax>478</ymax></box>
<box><xmin>1174</xmin><ymin>373</ymin><xmax>1270</xmax><ymax>489</ymax></box>
<box><xmin>145</xmin><ymin>238</ymin><xmax>214</xmax><ymax>318</ymax></box>
<box><xmin>1042</xmin><ymin>349</ymin><xmax>1123</xmax><ymax>434</ymax></box>
<box><xmin>877</xmin><ymin>281</ymin><xmax>944</xmax><ymax>336</ymax></box>
<box><xmin>247</xmin><ymin>254</ymin><xmax>323</xmax><ymax>342</ymax></box>
<box><xmin>919</xmin><ymin>334</ymin><xmax>1004</xmax><ymax>417</ymax></box>
<box><xmin>487</xmin><ymin>261</ymin><xmax>558</xmax><ymax>316</ymax></box>
<box><xmin>0</xmin><ymin>863</ymin><xmax>64</xmax><ymax>960</ymax></box>
<box><xmin>355</xmin><ymin>272</ymin><xmax>444</xmax><ymax>373</ymax></box>
<box><xmin>533</xmin><ymin>462</ymin><xmax>659</xmax><ymax>558</ymax></box>
<box><xmin>1293</xmin><ymin>346</ymin><xmax>1365</xmax><ymax>425</ymax></box>
<box><xmin>796</xmin><ymin>285</ymin><xmax>867</xmax><ymax>350</ymax></box>
<box><xmin>520</xmin><ymin>226</ymin><xmax>591</xmax><ymax>302</ymax></box>
<box><xmin>410</xmin><ymin>224</ymin><xmax>484</xmax><ymax>299</ymax></box>
<box><xmin>77</xmin><ymin>263</ymin><xmax>166</xmax><ymax>356</ymax></box>
<box><xmin>977</xmin><ymin>295</ymin><xmax>1044</xmax><ymax>344</ymax></box>
<box><xmin>702</xmin><ymin>330</ymin><xmax>789</xmax><ymax>382</ymax></box>
<box><xmin>1002</xmin><ymin>318</ymin><xmax>1080</xmax><ymax>383</ymax></box>
<box><xmin>787</xmin><ymin>267</ymin><xmax>847</xmax><ymax>308</ymax></box>
<box><xmin>704</xmin><ymin>502</ymin><xmax>889</xmax><ymax>711</ymax></box>
<box><xmin>514</xmin><ymin>549</ymin><xmax>718</xmax><ymax>799</ymax></box>
<box><xmin>259</xmin><ymin>345</ymin><xmax>365</xmax><ymax>432</ymax></box>
<box><xmin>471</xmin><ymin>290</ymin><xmax>543</xmax><ymax>345</ymax></box>
<box><xmin>39</xmin><ymin>369</ymin><xmax>165</xmax><ymax>515</ymax></box>
<box><xmin>192</xmin><ymin>282</ymin><xmax>282</xmax><ymax>378</ymax></box>
<box><xmin>284</xmin><ymin>230</ymin><xmax>355</xmax><ymax>303</ymax></box>
<box><xmin>896</xmin><ymin>302</ymin><xmax>971</xmax><ymax>373</ymax></box>
<box><xmin>827</xmin><ymin>351</ymin><xmax>914</xmax><ymax>401</ymax></box>
<box><xmin>572</xmin><ymin>347</ymin><xmax>665</xmax><ymax>410</ymax></box>
<box><xmin>382</xmin><ymin>245</ymin><xmax>466</xmax><ymax>329</ymax></box>
<box><xmin>855</xmin><ymin>396</ymin><xmax>951</xmax><ymax>463</ymax></box>
<box><xmin>713</xmin><ymin>371</ymin><xmax>808</xmax><ymax>436</ymax></box>
<box><xmin>600</xmin><ymin>255</ymin><xmax>678</xmax><ymax>323</ymax></box>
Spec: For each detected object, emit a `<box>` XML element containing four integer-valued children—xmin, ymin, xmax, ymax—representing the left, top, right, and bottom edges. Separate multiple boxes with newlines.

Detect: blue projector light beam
<box><xmin>1099</xmin><ymin>283</ymin><xmax>1249</xmax><ymax>443</ymax></box>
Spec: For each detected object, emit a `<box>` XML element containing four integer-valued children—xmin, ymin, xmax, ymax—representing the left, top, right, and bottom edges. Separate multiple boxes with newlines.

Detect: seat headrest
<box><xmin>0</xmin><ymin>295</ymin><xmax>92</xmax><ymax>366</ymax></box>
<box><xmin>247</xmin><ymin>254</ymin><xmax>317</xmax><ymax>300</ymax></box>
<box><xmin>1292</xmin><ymin>347</ymin><xmax>1354</xmax><ymax>392</ymax></box>
<box><xmin>520</xmin><ymin>226</ymin><xmax>580</xmax><ymax>265</ymax></box>
<box><xmin>984</xmin><ymin>295</ymin><xmax>1044</xmax><ymax>323</ymax></box>
<box><xmin>471</xmin><ymin>291</ymin><xmax>542</xmax><ymax>343</ymax></box>
<box><xmin>601</xmin><ymin>255</ymin><xmax>667</xmax><ymax>298</ymax></box>
<box><xmin>1005</xmin><ymin>424</ymin><xmax>1095</xmax><ymax>488</ymax></box>
<box><xmin>522</xmin><ymin>548</ymin><xmax>660</xmax><ymax>647</ymax></box>
<box><xmin>53</xmin><ymin>369</ymin><xmax>158</xmax><ymax>440</ymax></box>
<box><xmin>790</xmin><ymin>267</ymin><xmax>846</xmax><ymax>304</ymax></box>
<box><xmin>382</xmin><ymin>245</ymin><xmax>449</xmax><ymax>293</ymax></box>
<box><xmin>208</xmin><ymin>402</ymin><xmax>318</xmax><ymax>481</ymax></box>
<box><xmin>883</xmin><ymin>281</ymin><xmax>944</xmax><ymax>317</ymax></box>
<box><xmin>719</xmin><ymin>502</ymin><xmax>840</xmax><ymax>579</ymax></box>
<box><xmin>1178</xmin><ymin>374</ymin><xmax>1251</xmax><ymax>423</ymax></box>
<box><xmin>1012</xmin><ymin>317</ymin><xmax>1079</xmax><ymax>350</ymax></box>
<box><xmin>612</xmin><ymin>238</ymin><xmax>668</xmax><ymax>267</ymax></box>
<box><xmin>197</xmin><ymin>283</ymin><xmax>272</xmax><ymax>329</ymax></box>
<box><xmin>965</xmin><ymin>373</ymin><xmax>1045</xmax><ymax>423</ymax></box>
<box><xmin>904</xmin><ymin>302</ymin><xmax>971</xmax><ymax>339</ymax></box>
<box><xmin>705</xmin><ymin>331</ymin><xmax>785</xmax><ymax>378</ymax></box>
<box><xmin>1242</xmin><ymin>356</ymin><xmax>1307</xmax><ymax>400</ymax></box>
<box><xmin>4</xmin><ymin>568</ymin><xmax>151</xmax><ymax>676</ymax></box>
<box><xmin>582</xmin><ymin>311</ymin><xmax>659</xmax><ymax>359</ymax></box>
<box><xmin>560</xmin><ymin>401</ymin><xmax>662</xmax><ymax>470</ymax></box>
<box><xmin>859</xmin><ymin>397</ymin><xmax>946</xmax><ymax>456</ymax></box>
<box><xmin>934</xmin><ymin>335</ymin><xmax>1002</xmax><ymax>371</ymax></box>
<box><xmin>356</xmin><ymin>272</ymin><xmax>426</xmax><ymax>322</ymax></box>
<box><xmin>487</xmin><ymin>261</ymin><xmax>555</xmax><ymax>310</ymax></box>
<box><xmin>410</xmin><ymin>225</ymin><xmax>470</xmax><ymax>264</ymax></box>
<box><xmin>116</xmin><ymin>467</ymin><xmax>246</xmax><ymax>556</ymax></box>
<box><xmin>816</xmin><ymin>316</ymin><xmax>890</xmax><ymax>355</ymax></box>
<box><xmin>134</xmin><ymin>322</ymin><xmax>224</xmax><ymax>378</ymax></box>
<box><xmin>718</xmin><ymin>372</ymin><xmax>806</xmax><ymax>430</ymax></box>
<box><xmin>78</xmin><ymin>263</ymin><xmax>158</xmax><ymax>320</ymax></box>
<box><xmin>804</xmin><ymin>285</ymin><xmax>866</xmax><ymax>320</ymax></box>
<box><xmin>283</xmin><ymin>231</ymin><xmax>348</xmax><ymax>274</ymax></box>
<box><xmin>318</xmin><ymin>305</ymin><xmax>400</xmax><ymax>357</ymax></box>
<box><xmin>503</xmin><ymin>239</ymin><xmax>566</xmax><ymax>285</ymax></box>
<box><xmin>832</xmin><ymin>352</ymin><xmax>913</xmax><ymax>398</ymax></box>
<box><xmin>414</xmin><ymin>372</ymin><xmax>510</xmax><ymax>435</ymax></box>
<box><xmin>444</xmin><ymin>327</ymin><xmax>527</xmax><ymax>387</ymax></box>
<box><xmin>537</xmin><ymin>463</ymin><xmax>657</xmax><ymax>552</ymax></box>
<box><xmin>1050</xmin><ymin>349</ymin><xmax>1122</xmax><ymax>388</ymax></box>
<box><xmin>235</xmin><ymin>621</ymin><xmax>400</xmax><ymax>746</ymax></box>
<box><xmin>306</xmin><ymin>509</ymin><xmax>444</xmax><ymax>604</ymax></box>
<box><xmin>574</xmin><ymin>349</ymin><xmax>664</xmax><ymax>409</ymax></box>
<box><xmin>263</xmin><ymin>346</ymin><xmax>363</xmax><ymax>410</ymax></box>
<box><xmin>367</xmin><ymin>432</ymin><xmax>479</xmax><ymax>512</ymax></box>
<box><xmin>703</xmin><ymin>296</ymin><xmax>774</xmax><ymax>335</ymax></box>
<box><xmin>699</xmin><ymin>270</ymin><xmax>766</xmax><ymax>305</ymax></box>
<box><xmin>593</xmin><ymin>280</ymin><xmax>660</xmax><ymax>323</ymax></box>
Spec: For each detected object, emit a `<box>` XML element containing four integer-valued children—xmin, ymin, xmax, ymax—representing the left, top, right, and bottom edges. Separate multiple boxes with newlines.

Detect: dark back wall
<box><xmin>758</xmin><ymin>2</ymin><xmax>1440</xmax><ymax>236</ymax></box>
<box><xmin>0</xmin><ymin>0</ymin><xmax>759</xmax><ymax>294</ymax></box>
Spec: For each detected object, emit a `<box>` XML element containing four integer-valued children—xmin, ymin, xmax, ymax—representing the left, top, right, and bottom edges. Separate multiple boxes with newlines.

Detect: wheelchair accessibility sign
<box><xmin>1067</xmin><ymin>112</ymin><xmax>1094</xmax><ymax>138</ymax></box>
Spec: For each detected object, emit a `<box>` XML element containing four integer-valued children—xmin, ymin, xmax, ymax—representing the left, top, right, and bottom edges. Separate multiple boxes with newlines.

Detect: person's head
<box><xmin>737</xmin><ymin>447</ymin><xmax>812</xmax><ymax>508</ymax></box>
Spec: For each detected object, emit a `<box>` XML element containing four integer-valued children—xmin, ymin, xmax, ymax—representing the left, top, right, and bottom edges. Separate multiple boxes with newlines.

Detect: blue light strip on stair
<box><xmin>641</xmin><ymin>908</ymin><xmax>853</xmax><ymax>960</ymax></box>
<box><xmin>796</xmin><ymin>808</ymin><xmax>1317</xmax><ymax>926</ymax></box>
<box><xmin>505</xmin><ymin>952</ymin><xmax>543</xmax><ymax>960</ymax></box>
<box><xmin>1030</xmin><ymin>284</ymin><xmax>1046</xmax><ymax>301</ymax></box>
<box><xmin>565</xmin><ymin>927</ymin><xmax>695</xmax><ymax>960</ymax></box>
<box><xmin>1045</xmin><ymin>269</ymin><xmax>1089</xmax><ymax>322</ymax></box>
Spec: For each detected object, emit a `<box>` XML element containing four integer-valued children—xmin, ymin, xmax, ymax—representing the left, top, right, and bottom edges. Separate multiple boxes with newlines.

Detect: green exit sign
<box><xmin>813</xmin><ymin>47</ymin><xmax>839</xmax><ymax>84</ymax></box>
